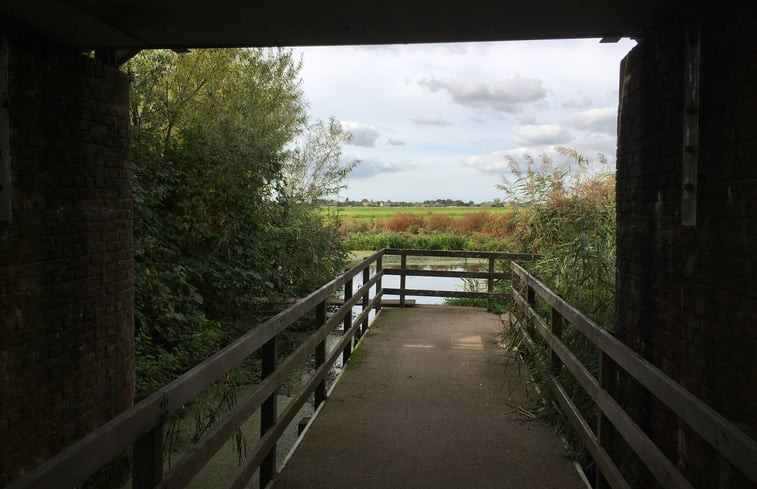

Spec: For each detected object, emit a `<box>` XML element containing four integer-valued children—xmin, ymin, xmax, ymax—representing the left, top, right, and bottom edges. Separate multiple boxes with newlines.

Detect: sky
<box><xmin>292</xmin><ymin>38</ymin><xmax>636</xmax><ymax>203</ymax></box>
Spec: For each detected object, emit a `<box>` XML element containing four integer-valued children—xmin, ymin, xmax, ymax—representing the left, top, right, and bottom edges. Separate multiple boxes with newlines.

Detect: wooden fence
<box><xmin>382</xmin><ymin>248</ymin><xmax>536</xmax><ymax>310</ymax></box>
<box><xmin>8</xmin><ymin>251</ymin><xmax>386</xmax><ymax>489</ymax></box>
<box><xmin>8</xmin><ymin>248</ymin><xmax>527</xmax><ymax>489</ymax></box>
<box><xmin>510</xmin><ymin>261</ymin><xmax>757</xmax><ymax>489</ymax></box>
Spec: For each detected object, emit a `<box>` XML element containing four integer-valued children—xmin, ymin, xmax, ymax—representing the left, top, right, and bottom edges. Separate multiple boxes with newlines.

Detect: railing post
<box><xmin>526</xmin><ymin>283</ymin><xmax>536</xmax><ymax>337</ymax></box>
<box><xmin>399</xmin><ymin>253</ymin><xmax>407</xmax><ymax>307</ymax></box>
<box><xmin>487</xmin><ymin>257</ymin><xmax>495</xmax><ymax>312</ymax></box>
<box><xmin>596</xmin><ymin>350</ymin><xmax>609</xmax><ymax>489</ymax></box>
<box><xmin>314</xmin><ymin>300</ymin><xmax>327</xmax><ymax>409</ymax></box>
<box><xmin>375</xmin><ymin>256</ymin><xmax>383</xmax><ymax>313</ymax></box>
<box><xmin>510</xmin><ymin>263</ymin><xmax>517</xmax><ymax>297</ymax></box>
<box><xmin>362</xmin><ymin>266</ymin><xmax>370</xmax><ymax>335</ymax></box>
<box><xmin>343</xmin><ymin>277</ymin><xmax>353</xmax><ymax>364</ymax></box>
<box><xmin>132</xmin><ymin>418</ymin><xmax>164</xmax><ymax>489</ymax></box>
<box><xmin>260</xmin><ymin>335</ymin><xmax>279</xmax><ymax>487</ymax></box>
<box><xmin>550</xmin><ymin>307</ymin><xmax>563</xmax><ymax>377</ymax></box>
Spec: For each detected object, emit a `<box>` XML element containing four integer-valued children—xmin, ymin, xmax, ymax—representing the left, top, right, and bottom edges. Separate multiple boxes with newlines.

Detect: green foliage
<box><xmin>282</xmin><ymin>118</ymin><xmax>356</xmax><ymax>204</ymax></box>
<box><xmin>127</xmin><ymin>49</ymin><xmax>350</xmax><ymax>393</ymax></box>
<box><xmin>500</xmin><ymin>148</ymin><xmax>615</xmax><ymax>468</ymax></box>
<box><xmin>342</xmin><ymin>231</ymin><xmax>511</xmax><ymax>251</ymax></box>
<box><xmin>321</xmin><ymin>205</ymin><xmax>512</xmax><ymax>222</ymax></box>
<box><xmin>501</xmin><ymin>148</ymin><xmax>615</xmax><ymax>326</ymax></box>
<box><xmin>444</xmin><ymin>278</ymin><xmax>489</xmax><ymax>309</ymax></box>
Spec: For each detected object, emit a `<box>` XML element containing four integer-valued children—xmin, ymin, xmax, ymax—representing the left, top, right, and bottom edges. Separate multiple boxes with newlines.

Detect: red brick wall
<box><xmin>0</xmin><ymin>25</ymin><xmax>134</xmax><ymax>485</ymax></box>
<box><xmin>608</xmin><ymin>3</ymin><xmax>757</xmax><ymax>487</ymax></box>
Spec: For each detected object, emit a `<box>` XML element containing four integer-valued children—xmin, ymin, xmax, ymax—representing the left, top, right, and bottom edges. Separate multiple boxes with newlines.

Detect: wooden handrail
<box><xmin>510</xmin><ymin>261</ymin><xmax>757</xmax><ymax>487</ymax></box>
<box><xmin>381</xmin><ymin>249</ymin><xmax>537</xmax><ymax>311</ymax></box>
<box><xmin>8</xmin><ymin>250</ymin><xmax>385</xmax><ymax>489</ymax></box>
<box><xmin>8</xmin><ymin>248</ymin><xmax>534</xmax><ymax>489</ymax></box>
<box><xmin>383</xmin><ymin>248</ymin><xmax>538</xmax><ymax>260</ymax></box>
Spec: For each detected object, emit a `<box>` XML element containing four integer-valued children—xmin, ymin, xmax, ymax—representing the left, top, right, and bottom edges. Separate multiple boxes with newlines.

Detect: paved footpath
<box><xmin>273</xmin><ymin>306</ymin><xmax>585</xmax><ymax>489</ymax></box>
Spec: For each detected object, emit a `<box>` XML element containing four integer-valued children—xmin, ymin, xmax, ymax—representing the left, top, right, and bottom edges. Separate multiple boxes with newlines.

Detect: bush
<box><xmin>128</xmin><ymin>49</ymin><xmax>350</xmax><ymax>392</ymax></box>
<box><xmin>427</xmin><ymin>232</ymin><xmax>468</xmax><ymax>250</ymax></box>
<box><xmin>467</xmin><ymin>233</ymin><xmax>513</xmax><ymax>252</ymax></box>
<box><xmin>426</xmin><ymin>214</ymin><xmax>455</xmax><ymax>231</ymax></box>
<box><xmin>488</xmin><ymin>214</ymin><xmax>511</xmax><ymax>238</ymax></box>
<box><xmin>339</xmin><ymin>216</ymin><xmax>369</xmax><ymax>233</ymax></box>
<box><xmin>501</xmin><ymin>149</ymin><xmax>615</xmax><ymax>325</ymax></box>
<box><xmin>386</xmin><ymin>213</ymin><xmax>425</xmax><ymax>232</ymax></box>
<box><xmin>455</xmin><ymin>211</ymin><xmax>491</xmax><ymax>233</ymax></box>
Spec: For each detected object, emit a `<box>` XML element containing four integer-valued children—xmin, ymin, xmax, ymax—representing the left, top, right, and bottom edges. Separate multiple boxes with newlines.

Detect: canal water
<box><xmin>350</xmin><ymin>255</ymin><xmax>489</xmax><ymax>305</ymax></box>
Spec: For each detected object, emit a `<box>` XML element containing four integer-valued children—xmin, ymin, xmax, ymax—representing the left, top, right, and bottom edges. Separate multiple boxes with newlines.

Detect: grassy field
<box><xmin>321</xmin><ymin>206</ymin><xmax>511</xmax><ymax>222</ymax></box>
<box><xmin>321</xmin><ymin>206</ymin><xmax>515</xmax><ymax>252</ymax></box>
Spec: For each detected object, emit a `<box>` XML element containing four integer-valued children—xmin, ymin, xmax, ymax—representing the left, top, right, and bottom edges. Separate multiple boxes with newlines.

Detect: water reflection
<box><xmin>351</xmin><ymin>261</ymin><xmax>486</xmax><ymax>305</ymax></box>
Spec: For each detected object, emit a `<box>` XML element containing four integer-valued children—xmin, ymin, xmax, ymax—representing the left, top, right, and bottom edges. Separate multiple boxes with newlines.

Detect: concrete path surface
<box><xmin>272</xmin><ymin>306</ymin><xmax>585</xmax><ymax>489</ymax></box>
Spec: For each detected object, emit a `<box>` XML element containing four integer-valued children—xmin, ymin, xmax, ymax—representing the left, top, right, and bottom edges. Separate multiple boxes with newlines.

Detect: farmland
<box><xmin>321</xmin><ymin>205</ymin><xmax>511</xmax><ymax>222</ymax></box>
<box><xmin>320</xmin><ymin>206</ymin><xmax>515</xmax><ymax>251</ymax></box>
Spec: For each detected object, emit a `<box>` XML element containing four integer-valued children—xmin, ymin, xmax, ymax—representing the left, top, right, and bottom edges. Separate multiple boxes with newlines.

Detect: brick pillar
<box><xmin>0</xmin><ymin>24</ymin><xmax>134</xmax><ymax>485</ymax></box>
<box><xmin>610</xmin><ymin>2</ymin><xmax>757</xmax><ymax>487</ymax></box>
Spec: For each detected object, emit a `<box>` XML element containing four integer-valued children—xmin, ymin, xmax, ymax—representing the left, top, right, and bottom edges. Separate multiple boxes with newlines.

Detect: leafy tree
<box><xmin>281</xmin><ymin>118</ymin><xmax>356</xmax><ymax>205</ymax></box>
<box><xmin>127</xmin><ymin>49</ymin><xmax>351</xmax><ymax>391</ymax></box>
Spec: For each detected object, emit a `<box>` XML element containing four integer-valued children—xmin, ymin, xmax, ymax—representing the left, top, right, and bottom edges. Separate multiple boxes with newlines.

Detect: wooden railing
<box><xmin>510</xmin><ymin>261</ymin><xmax>757</xmax><ymax>489</ymax></box>
<box><xmin>8</xmin><ymin>251</ymin><xmax>386</xmax><ymax>489</ymax></box>
<box><xmin>7</xmin><ymin>248</ymin><xmax>534</xmax><ymax>489</ymax></box>
<box><xmin>382</xmin><ymin>249</ymin><xmax>537</xmax><ymax>311</ymax></box>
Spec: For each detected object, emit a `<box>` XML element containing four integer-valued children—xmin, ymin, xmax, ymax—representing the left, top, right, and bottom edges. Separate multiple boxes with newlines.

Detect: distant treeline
<box><xmin>321</xmin><ymin>198</ymin><xmax>508</xmax><ymax>207</ymax></box>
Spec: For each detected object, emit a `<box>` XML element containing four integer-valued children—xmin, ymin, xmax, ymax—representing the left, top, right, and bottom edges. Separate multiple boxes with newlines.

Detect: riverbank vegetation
<box><xmin>498</xmin><ymin>148</ymin><xmax>616</xmax><ymax>472</ymax></box>
<box><xmin>332</xmin><ymin>207</ymin><xmax>513</xmax><ymax>251</ymax></box>
<box><xmin>127</xmin><ymin>48</ymin><xmax>352</xmax><ymax>393</ymax></box>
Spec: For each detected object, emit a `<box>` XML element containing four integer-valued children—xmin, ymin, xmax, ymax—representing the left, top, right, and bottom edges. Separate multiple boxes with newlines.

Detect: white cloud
<box><xmin>411</xmin><ymin>115</ymin><xmax>453</xmax><ymax>126</ymax></box>
<box><xmin>462</xmin><ymin>150</ymin><xmax>515</xmax><ymax>174</ymax></box>
<box><xmin>463</xmin><ymin>139</ymin><xmax>615</xmax><ymax>177</ymax></box>
<box><xmin>513</xmin><ymin>124</ymin><xmax>571</xmax><ymax>146</ymax></box>
<box><xmin>564</xmin><ymin>107</ymin><xmax>618</xmax><ymax>134</ymax></box>
<box><xmin>561</xmin><ymin>97</ymin><xmax>594</xmax><ymax>109</ymax></box>
<box><xmin>568</xmin><ymin>135</ymin><xmax>617</xmax><ymax>161</ymax></box>
<box><xmin>418</xmin><ymin>75</ymin><xmax>547</xmax><ymax>113</ymax></box>
<box><xmin>294</xmin><ymin>38</ymin><xmax>636</xmax><ymax>201</ymax></box>
<box><xmin>463</xmin><ymin>146</ymin><xmax>560</xmax><ymax>175</ymax></box>
<box><xmin>348</xmin><ymin>156</ymin><xmax>413</xmax><ymax>178</ymax></box>
<box><xmin>386</xmin><ymin>138</ymin><xmax>406</xmax><ymax>146</ymax></box>
<box><xmin>341</xmin><ymin>121</ymin><xmax>380</xmax><ymax>147</ymax></box>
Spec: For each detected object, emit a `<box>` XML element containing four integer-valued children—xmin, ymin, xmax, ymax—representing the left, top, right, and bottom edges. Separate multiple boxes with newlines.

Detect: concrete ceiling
<box><xmin>2</xmin><ymin>0</ymin><xmax>677</xmax><ymax>49</ymax></box>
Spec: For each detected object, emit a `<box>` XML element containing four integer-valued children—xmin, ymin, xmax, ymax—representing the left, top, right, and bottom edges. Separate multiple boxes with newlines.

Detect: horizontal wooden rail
<box><xmin>226</xmin><ymin>292</ymin><xmax>383</xmax><ymax>489</ymax></box>
<box><xmin>383</xmin><ymin>268</ymin><xmax>509</xmax><ymax>280</ymax></box>
<box><xmin>383</xmin><ymin>248</ymin><xmax>537</xmax><ymax>260</ymax></box>
<box><xmin>9</xmin><ymin>247</ymin><xmax>533</xmax><ymax>489</ymax></box>
<box><xmin>515</xmin><ymin>312</ymin><xmax>630</xmax><ymax>489</ymax></box>
<box><xmin>384</xmin><ymin>288</ymin><xmax>507</xmax><ymax>300</ymax></box>
<box><xmin>155</xmin><ymin>274</ymin><xmax>381</xmax><ymax>489</ymax></box>
<box><xmin>512</xmin><ymin>291</ymin><xmax>691</xmax><ymax>489</ymax></box>
<box><xmin>381</xmin><ymin>249</ymin><xmax>537</xmax><ymax>311</ymax></box>
<box><xmin>8</xmin><ymin>250</ymin><xmax>386</xmax><ymax>489</ymax></box>
<box><xmin>510</xmin><ymin>261</ymin><xmax>757</xmax><ymax>487</ymax></box>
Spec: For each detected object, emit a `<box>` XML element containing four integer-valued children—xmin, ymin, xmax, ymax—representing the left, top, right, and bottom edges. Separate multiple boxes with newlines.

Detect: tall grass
<box><xmin>499</xmin><ymin>148</ymin><xmax>616</xmax><ymax>472</ymax></box>
<box><xmin>342</xmin><ymin>231</ymin><xmax>514</xmax><ymax>252</ymax></box>
<box><xmin>323</xmin><ymin>205</ymin><xmax>512</xmax><ymax>221</ymax></box>
<box><xmin>344</xmin><ymin>231</ymin><xmax>478</xmax><ymax>251</ymax></box>
<box><xmin>502</xmin><ymin>148</ymin><xmax>615</xmax><ymax>325</ymax></box>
